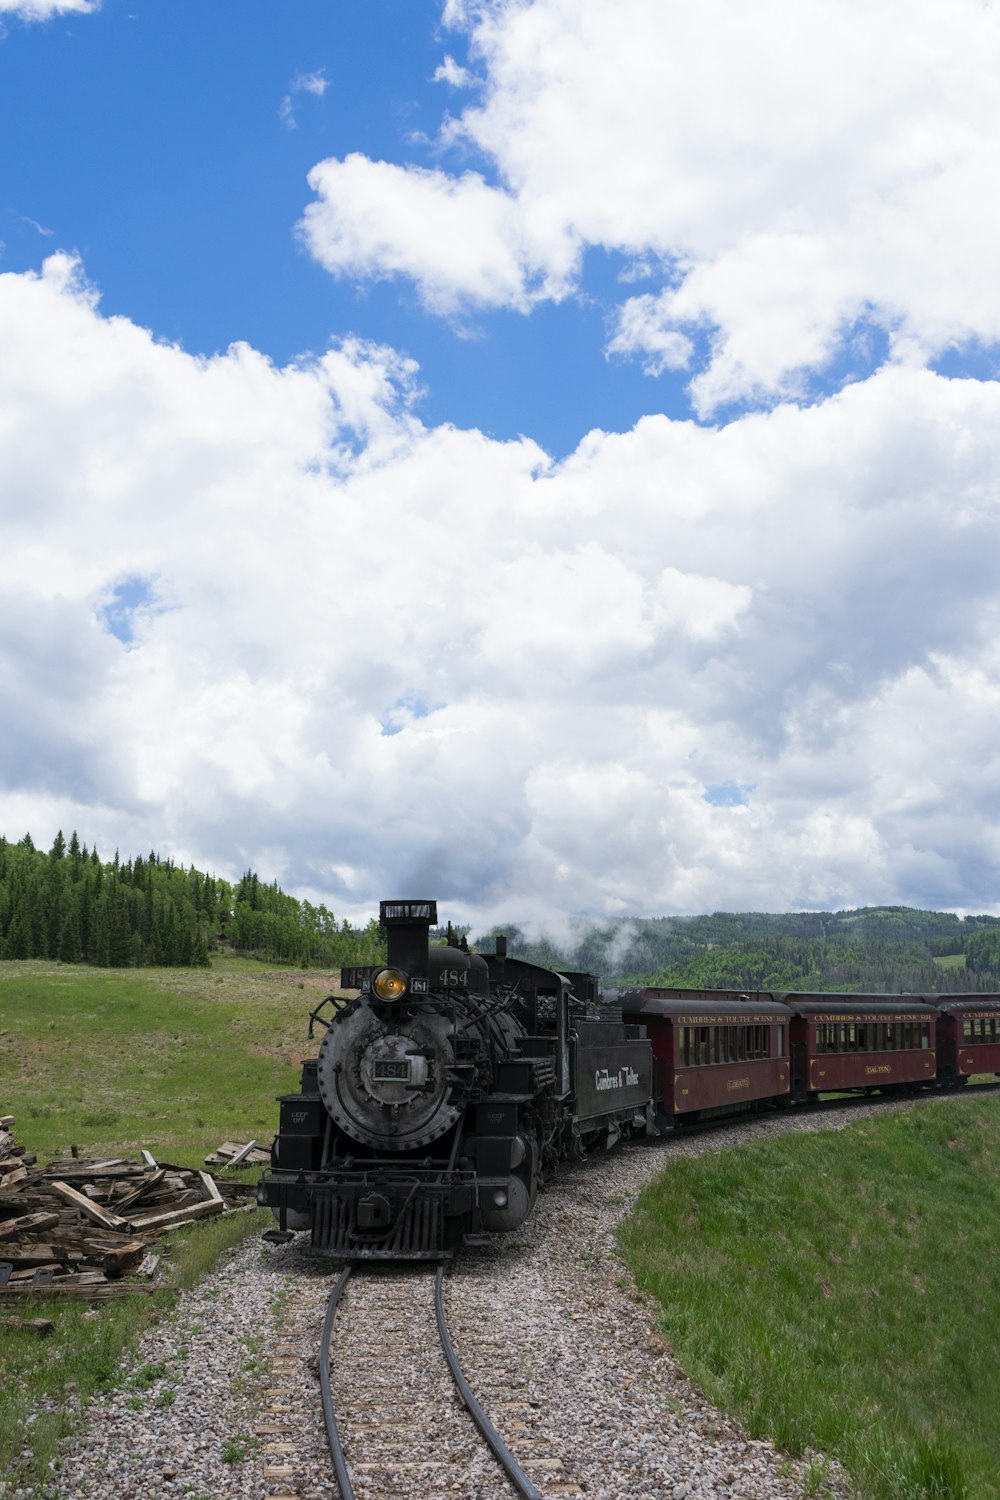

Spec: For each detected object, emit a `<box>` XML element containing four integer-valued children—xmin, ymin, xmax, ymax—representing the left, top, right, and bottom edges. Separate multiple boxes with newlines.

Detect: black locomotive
<box><xmin>258</xmin><ymin>899</ymin><xmax>655</xmax><ymax>1259</ymax></box>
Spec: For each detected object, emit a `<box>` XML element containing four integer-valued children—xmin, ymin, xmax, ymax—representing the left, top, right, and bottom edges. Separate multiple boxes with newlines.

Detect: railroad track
<box><xmin>260</xmin><ymin>1262</ymin><xmax>581</xmax><ymax>1500</ymax></box>
<box><xmin>258</xmin><ymin>1086</ymin><xmax>998</xmax><ymax>1498</ymax></box>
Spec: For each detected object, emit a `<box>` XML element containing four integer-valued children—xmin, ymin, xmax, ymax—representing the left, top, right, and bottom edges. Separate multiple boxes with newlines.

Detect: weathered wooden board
<box><xmin>128</xmin><ymin>1197</ymin><xmax>223</xmax><ymax>1232</ymax></box>
<box><xmin>49</xmin><ymin>1181</ymin><xmax>131</xmax><ymax>1231</ymax></box>
<box><xmin>0</xmin><ymin>1211</ymin><xmax>60</xmax><ymax>1240</ymax></box>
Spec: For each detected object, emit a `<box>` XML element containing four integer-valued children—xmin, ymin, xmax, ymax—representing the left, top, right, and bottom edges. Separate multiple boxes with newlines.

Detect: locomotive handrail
<box><xmin>308</xmin><ymin>995</ymin><xmax>344</xmax><ymax>1037</ymax></box>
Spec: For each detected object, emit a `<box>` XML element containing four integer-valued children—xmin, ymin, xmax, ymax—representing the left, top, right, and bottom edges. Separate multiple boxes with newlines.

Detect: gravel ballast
<box><xmin>6</xmin><ymin>1103</ymin><xmax>926</xmax><ymax>1500</ymax></box>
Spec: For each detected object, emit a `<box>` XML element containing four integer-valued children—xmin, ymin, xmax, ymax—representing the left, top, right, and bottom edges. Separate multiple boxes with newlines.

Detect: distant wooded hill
<box><xmin>474</xmin><ymin>906</ymin><xmax>1000</xmax><ymax>994</ymax></box>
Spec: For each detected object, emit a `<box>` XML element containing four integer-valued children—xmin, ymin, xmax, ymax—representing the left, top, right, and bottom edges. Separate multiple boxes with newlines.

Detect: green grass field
<box><xmin>0</xmin><ymin>953</ymin><xmax>332</xmax><ymax>1491</ymax></box>
<box><xmin>0</xmin><ymin>951</ymin><xmax>331</xmax><ymax>1163</ymax></box>
<box><xmin>619</xmin><ymin>1098</ymin><xmax>1000</xmax><ymax>1500</ymax></box>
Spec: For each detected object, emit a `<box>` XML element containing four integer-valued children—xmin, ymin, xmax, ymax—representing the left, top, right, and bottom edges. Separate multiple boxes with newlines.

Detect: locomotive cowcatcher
<box><xmin>258</xmin><ymin>899</ymin><xmax>654</xmax><ymax>1259</ymax></box>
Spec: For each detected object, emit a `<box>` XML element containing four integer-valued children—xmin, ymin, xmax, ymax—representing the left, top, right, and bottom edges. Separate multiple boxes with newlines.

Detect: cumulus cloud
<box><xmin>300</xmin><ymin>154</ymin><xmax>576</xmax><ymax>313</ymax></box>
<box><xmin>4</xmin><ymin>257</ymin><xmax>1000</xmax><ymax>922</ymax></box>
<box><xmin>301</xmin><ymin>0</ymin><xmax>1000</xmax><ymax>411</ymax></box>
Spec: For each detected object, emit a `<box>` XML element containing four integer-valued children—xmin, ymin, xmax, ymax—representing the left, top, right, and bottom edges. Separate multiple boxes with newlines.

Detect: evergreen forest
<box><xmin>0</xmin><ymin>832</ymin><xmax>384</xmax><ymax>970</ymax></box>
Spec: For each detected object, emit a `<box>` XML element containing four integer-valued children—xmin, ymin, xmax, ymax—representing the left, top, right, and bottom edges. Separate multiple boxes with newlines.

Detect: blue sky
<box><xmin>2</xmin><ymin>0</ymin><xmax>690</xmax><ymax>456</ymax></box>
<box><xmin>2</xmin><ymin>0</ymin><xmax>1000</xmax><ymax>927</ymax></box>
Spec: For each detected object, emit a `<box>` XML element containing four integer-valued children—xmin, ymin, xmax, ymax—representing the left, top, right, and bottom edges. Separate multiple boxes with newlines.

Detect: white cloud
<box><xmin>433</xmin><ymin>53</ymin><xmax>474</xmax><ymax>88</ymax></box>
<box><xmin>0</xmin><ymin>0</ymin><xmax>96</xmax><ymax>15</ymax></box>
<box><xmin>4</xmin><ymin>258</ymin><xmax>1000</xmax><ymax>922</ymax></box>
<box><xmin>608</xmin><ymin>297</ymin><xmax>693</xmax><ymax>376</ymax></box>
<box><xmin>279</xmin><ymin>67</ymin><xmax>329</xmax><ymax>128</ymax></box>
<box><xmin>301</xmin><ymin>0</ymin><xmax>1000</xmax><ymax>410</ymax></box>
<box><xmin>652</xmin><ymin>568</ymin><xmax>752</xmax><ymax>644</ymax></box>
<box><xmin>294</xmin><ymin>69</ymin><xmax>328</xmax><ymax>97</ymax></box>
<box><xmin>300</xmin><ymin>154</ymin><xmax>576</xmax><ymax>314</ymax></box>
<box><xmin>19</xmin><ymin>215</ymin><xmax>54</xmax><ymax>237</ymax></box>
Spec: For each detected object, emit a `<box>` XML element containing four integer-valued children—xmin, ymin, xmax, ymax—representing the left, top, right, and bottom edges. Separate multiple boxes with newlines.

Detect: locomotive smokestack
<box><xmin>380</xmin><ymin>899</ymin><xmax>437</xmax><ymax>978</ymax></box>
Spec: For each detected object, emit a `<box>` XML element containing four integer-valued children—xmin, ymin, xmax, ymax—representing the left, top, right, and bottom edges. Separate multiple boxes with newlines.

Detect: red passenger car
<box><xmin>925</xmin><ymin>994</ymin><xmax>1000</xmax><ymax>1084</ymax></box>
<box><xmin>617</xmin><ymin>989</ymin><xmax>792</xmax><ymax>1122</ymax></box>
<box><xmin>782</xmin><ymin>994</ymin><xmax>939</xmax><ymax>1102</ymax></box>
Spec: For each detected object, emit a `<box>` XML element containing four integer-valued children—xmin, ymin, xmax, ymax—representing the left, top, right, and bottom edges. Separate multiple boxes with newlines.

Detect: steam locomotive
<box><xmin>257</xmin><ymin>899</ymin><xmax>655</xmax><ymax>1258</ymax></box>
<box><xmin>258</xmin><ymin>897</ymin><xmax>1000</xmax><ymax>1260</ymax></box>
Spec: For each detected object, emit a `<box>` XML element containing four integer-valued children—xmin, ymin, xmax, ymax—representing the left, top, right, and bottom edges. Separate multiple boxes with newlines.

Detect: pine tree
<box><xmin>6</xmin><ymin>897</ymin><xmax>32</xmax><ymax>959</ymax></box>
<box><xmin>28</xmin><ymin>878</ymin><xmax>48</xmax><ymax>958</ymax></box>
<box><xmin>78</xmin><ymin>879</ymin><xmax>93</xmax><ymax>958</ymax></box>
<box><xmin>91</xmin><ymin>895</ymin><xmax>111</xmax><ymax>967</ymax></box>
<box><xmin>107</xmin><ymin>889</ymin><xmax>132</xmax><ymax>967</ymax></box>
<box><xmin>58</xmin><ymin>906</ymin><xmax>83</xmax><ymax>964</ymax></box>
<box><xmin>161</xmin><ymin>905</ymin><xmax>179</xmax><ymax>965</ymax></box>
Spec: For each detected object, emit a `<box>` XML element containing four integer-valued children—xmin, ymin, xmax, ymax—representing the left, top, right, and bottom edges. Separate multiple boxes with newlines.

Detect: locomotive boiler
<box><xmin>258</xmin><ymin>899</ymin><xmax>655</xmax><ymax>1259</ymax></box>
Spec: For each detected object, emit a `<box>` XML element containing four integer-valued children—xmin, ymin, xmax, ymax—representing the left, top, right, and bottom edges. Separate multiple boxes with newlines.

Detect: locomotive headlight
<box><xmin>372</xmin><ymin>967</ymin><xmax>408</xmax><ymax>1002</ymax></box>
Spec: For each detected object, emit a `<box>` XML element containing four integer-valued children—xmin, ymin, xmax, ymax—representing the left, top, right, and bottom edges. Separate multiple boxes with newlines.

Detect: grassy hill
<box><xmin>620</xmin><ymin>1096</ymin><xmax>1000</xmax><ymax>1500</ymax></box>
<box><xmin>0</xmin><ymin>952</ymin><xmax>327</xmax><ymax>1163</ymax></box>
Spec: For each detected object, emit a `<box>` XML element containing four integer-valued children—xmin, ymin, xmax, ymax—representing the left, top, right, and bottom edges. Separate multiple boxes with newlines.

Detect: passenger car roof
<box><xmin>775</xmin><ymin>992</ymin><xmax>939</xmax><ymax>1017</ymax></box>
<box><xmin>618</xmin><ymin>989</ymin><xmax>792</xmax><ymax>1020</ymax></box>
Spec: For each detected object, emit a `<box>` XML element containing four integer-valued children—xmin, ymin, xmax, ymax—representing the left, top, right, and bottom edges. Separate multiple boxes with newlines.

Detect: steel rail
<box><xmin>434</xmin><ymin>1264</ymin><xmax>544</xmax><ymax>1500</ymax></box>
<box><xmin>320</xmin><ymin>1263</ymin><xmax>543</xmax><ymax>1500</ymax></box>
<box><xmin>319</xmin><ymin>1264</ymin><xmax>356</xmax><ymax>1500</ymax></box>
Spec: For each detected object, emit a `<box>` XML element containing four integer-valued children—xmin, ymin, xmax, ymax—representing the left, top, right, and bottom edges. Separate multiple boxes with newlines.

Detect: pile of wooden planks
<box><xmin>0</xmin><ymin>1115</ymin><xmax>257</xmax><ymax>1303</ymax></box>
<box><xmin>203</xmin><ymin>1138</ymin><xmax>270</xmax><ymax>1167</ymax></box>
